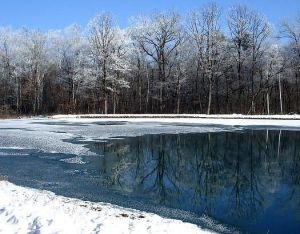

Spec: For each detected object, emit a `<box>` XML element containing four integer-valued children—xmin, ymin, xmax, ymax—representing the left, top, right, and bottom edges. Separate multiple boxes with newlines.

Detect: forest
<box><xmin>0</xmin><ymin>3</ymin><xmax>299</xmax><ymax>116</ymax></box>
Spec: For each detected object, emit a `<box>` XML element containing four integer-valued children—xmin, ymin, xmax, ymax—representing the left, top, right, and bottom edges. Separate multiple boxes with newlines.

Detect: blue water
<box><xmin>0</xmin><ymin>127</ymin><xmax>300</xmax><ymax>234</ymax></box>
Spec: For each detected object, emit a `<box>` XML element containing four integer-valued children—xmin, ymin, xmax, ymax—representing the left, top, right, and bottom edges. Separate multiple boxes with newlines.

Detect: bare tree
<box><xmin>188</xmin><ymin>3</ymin><xmax>223</xmax><ymax>114</ymax></box>
<box><xmin>0</xmin><ymin>28</ymin><xmax>16</xmax><ymax>114</ymax></box>
<box><xmin>228</xmin><ymin>5</ymin><xmax>252</xmax><ymax>113</ymax></box>
<box><xmin>19</xmin><ymin>29</ymin><xmax>47</xmax><ymax>114</ymax></box>
<box><xmin>280</xmin><ymin>15</ymin><xmax>300</xmax><ymax>112</ymax></box>
<box><xmin>263</xmin><ymin>44</ymin><xmax>285</xmax><ymax>114</ymax></box>
<box><xmin>133</xmin><ymin>12</ymin><xmax>182</xmax><ymax>113</ymax></box>
<box><xmin>88</xmin><ymin>13</ymin><xmax>116</xmax><ymax>114</ymax></box>
<box><xmin>248</xmin><ymin>11</ymin><xmax>271</xmax><ymax>113</ymax></box>
<box><xmin>0</xmin><ymin>7</ymin><xmax>299</xmax><ymax>116</ymax></box>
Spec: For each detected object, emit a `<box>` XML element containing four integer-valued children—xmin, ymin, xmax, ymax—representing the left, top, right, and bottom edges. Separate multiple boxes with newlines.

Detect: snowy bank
<box><xmin>51</xmin><ymin>114</ymin><xmax>300</xmax><ymax>128</ymax></box>
<box><xmin>52</xmin><ymin>114</ymin><xmax>300</xmax><ymax>120</ymax></box>
<box><xmin>0</xmin><ymin>181</ymin><xmax>212</xmax><ymax>234</ymax></box>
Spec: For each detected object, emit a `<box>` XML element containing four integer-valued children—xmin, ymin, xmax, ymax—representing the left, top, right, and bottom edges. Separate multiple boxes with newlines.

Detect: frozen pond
<box><xmin>0</xmin><ymin>119</ymin><xmax>300</xmax><ymax>233</ymax></box>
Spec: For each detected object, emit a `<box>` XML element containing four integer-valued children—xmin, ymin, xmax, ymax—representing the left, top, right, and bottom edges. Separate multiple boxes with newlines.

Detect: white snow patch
<box><xmin>60</xmin><ymin>156</ymin><xmax>86</xmax><ymax>164</ymax></box>
<box><xmin>51</xmin><ymin>114</ymin><xmax>300</xmax><ymax>127</ymax></box>
<box><xmin>0</xmin><ymin>152</ymin><xmax>30</xmax><ymax>157</ymax></box>
<box><xmin>0</xmin><ymin>118</ymin><xmax>234</xmax><ymax>158</ymax></box>
<box><xmin>1</xmin><ymin>117</ymin><xmax>299</xmax><ymax>160</ymax></box>
<box><xmin>52</xmin><ymin>113</ymin><xmax>300</xmax><ymax>120</ymax></box>
<box><xmin>0</xmin><ymin>181</ymin><xmax>213</xmax><ymax>234</ymax></box>
<box><xmin>0</xmin><ymin>147</ymin><xmax>29</xmax><ymax>150</ymax></box>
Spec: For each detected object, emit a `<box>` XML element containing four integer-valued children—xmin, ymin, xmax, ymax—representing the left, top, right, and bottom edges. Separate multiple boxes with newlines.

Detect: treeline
<box><xmin>0</xmin><ymin>3</ymin><xmax>299</xmax><ymax>115</ymax></box>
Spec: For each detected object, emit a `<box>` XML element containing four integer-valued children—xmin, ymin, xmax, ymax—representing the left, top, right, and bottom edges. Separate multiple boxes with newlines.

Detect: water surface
<box><xmin>0</xmin><ymin>124</ymin><xmax>299</xmax><ymax>234</ymax></box>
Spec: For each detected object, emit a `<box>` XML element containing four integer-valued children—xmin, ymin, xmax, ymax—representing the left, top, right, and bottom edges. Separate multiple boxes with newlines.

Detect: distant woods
<box><xmin>0</xmin><ymin>3</ymin><xmax>300</xmax><ymax>115</ymax></box>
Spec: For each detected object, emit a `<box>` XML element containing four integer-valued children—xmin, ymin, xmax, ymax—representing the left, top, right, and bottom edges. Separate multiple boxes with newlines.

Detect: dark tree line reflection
<box><xmin>89</xmin><ymin>130</ymin><xmax>300</xmax><ymax>233</ymax></box>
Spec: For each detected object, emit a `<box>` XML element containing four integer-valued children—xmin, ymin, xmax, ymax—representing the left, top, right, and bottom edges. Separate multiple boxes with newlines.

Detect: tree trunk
<box><xmin>138</xmin><ymin>79</ymin><xmax>142</xmax><ymax>114</ymax></box>
<box><xmin>250</xmin><ymin>46</ymin><xmax>256</xmax><ymax>114</ymax></box>
<box><xmin>160</xmin><ymin>81</ymin><xmax>163</xmax><ymax>113</ymax></box>
<box><xmin>103</xmin><ymin>61</ymin><xmax>108</xmax><ymax>114</ymax></box>
<box><xmin>145</xmin><ymin>64</ymin><xmax>150</xmax><ymax>113</ymax></box>
<box><xmin>113</xmin><ymin>92</ymin><xmax>116</xmax><ymax>114</ymax></box>
<box><xmin>176</xmin><ymin>73</ymin><xmax>181</xmax><ymax>114</ymax></box>
<box><xmin>137</xmin><ymin>59</ymin><xmax>142</xmax><ymax>114</ymax></box>
<box><xmin>266</xmin><ymin>92</ymin><xmax>270</xmax><ymax>115</ymax></box>
<box><xmin>266</xmin><ymin>71</ymin><xmax>270</xmax><ymax>115</ymax></box>
<box><xmin>72</xmin><ymin>81</ymin><xmax>76</xmax><ymax>112</ymax></box>
<box><xmin>278</xmin><ymin>74</ymin><xmax>283</xmax><ymax>114</ymax></box>
<box><xmin>207</xmin><ymin>77</ymin><xmax>212</xmax><ymax>115</ymax></box>
<box><xmin>237</xmin><ymin>45</ymin><xmax>242</xmax><ymax>113</ymax></box>
<box><xmin>104</xmin><ymin>98</ymin><xmax>108</xmax><ymax>114</ymax></box>
<box><xmin>16</xmin><ymin>77</ymin><xmax>21</xmax><ymax>115</ymax></box>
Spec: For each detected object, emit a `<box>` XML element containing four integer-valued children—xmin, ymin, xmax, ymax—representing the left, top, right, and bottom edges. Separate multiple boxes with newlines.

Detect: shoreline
<box><xmin>52</xmin><ymin>114</ymin><xmax>300</xmax><ymax>120</ymax></box>
<box><xmin>0</xmin><ymin>180</ymin><xmax>214</xmax><ymax>234</ymax></box>
<box><xmin>49</xmin><ymin>114</ymin><xmax>300</xmax><ymax>128</ymax></box>
<box><xmin>2</xmin><ymin>114</ymin><xmax>300</xmax><ymax>128</ymax></box>
<box><xmin>1</xmin><ymin>113</ymin><xmax>300</xmax><ymax>121</ymax></box>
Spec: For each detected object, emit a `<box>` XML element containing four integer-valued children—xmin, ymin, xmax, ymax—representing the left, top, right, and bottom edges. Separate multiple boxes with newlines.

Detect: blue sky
<box><xmin>0</xmin><ymin>0</ymin><xmax>299</xmax><ymax>30</ymax></box>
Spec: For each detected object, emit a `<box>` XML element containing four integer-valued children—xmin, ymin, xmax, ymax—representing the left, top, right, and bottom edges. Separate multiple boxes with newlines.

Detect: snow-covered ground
<box><xmin>1</xmin><ymin>115</ymin><xmax>299</xmax><ymax>159</ymax></box>
<box><xmin>0</xmin><ymin>180</ymin><xmax>212</xmax><ymax>234</ymax></box>
<box><xmin>52</xmin><ymin>114</ymin><xmax>300</xmax><ymax>120</ymax></box>
<box><xmin>0</xmin><ymin>118</ymin><xmax>236</xmax><ymax>157</ymax></box>
<box><xmin>51</xmin><ymin>114</ymin><xmax>300</xmax><ymax>128</ymax></box>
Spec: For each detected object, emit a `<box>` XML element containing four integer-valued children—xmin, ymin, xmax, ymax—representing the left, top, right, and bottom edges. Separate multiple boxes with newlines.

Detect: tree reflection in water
<box><xmin>88</xmin><ymin>130</ymin><xmax>300</xmax><ymax>233</ymax></box>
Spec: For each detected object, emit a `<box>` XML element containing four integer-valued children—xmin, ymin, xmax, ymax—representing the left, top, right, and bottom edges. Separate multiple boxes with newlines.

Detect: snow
<box><xmin>60</xmin><ymin>156</ymin><xmax>86</xmax><ymax>164</ymax></box>
<box><xmin>0</xmin><ymin>181</ymin><xmax>212</xmax><ymax>234</ymax></box>
<box><xmin>0</xmin><ymin>116</ymin><xmax>299</xmax><ymax>163</ymax></box>
<box><xmin>0</xmin><ymin>118</ymin><xmax>237</xmax><ymax>161</ymax></box>
<box><xmin>52</xmin><ymin>114</ymin><xmax>300</xmax><ymax>120</ymax></box>
<box><xmin>51</xmin><ymin>114</ymin><xmax>300</xmax><ymax>128</ymax></box>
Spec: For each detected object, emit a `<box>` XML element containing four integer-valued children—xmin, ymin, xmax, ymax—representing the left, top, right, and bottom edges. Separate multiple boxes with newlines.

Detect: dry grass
<box><xmin>0</xmin><ymin>113</ymin><xmax>23</xmax><ymax>119</ymax></box>
<box><xmin>0</xmin><ymin>112</ymin><xmax>18</xmax><ymax>119</ymax></box>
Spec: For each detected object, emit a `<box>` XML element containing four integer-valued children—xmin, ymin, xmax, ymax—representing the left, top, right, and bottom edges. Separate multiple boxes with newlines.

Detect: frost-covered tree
<box><xmin>0</xmin><ymin>6</ymin><xmax>299</xmax><ymax>116</ymax></box>
<box><xmin>228</xmin><ymin>5</ymin><xmax>252</xmax><ymax>112</ymax></box>
<box><xmin>248</xmin><ymin>11</ymin><xmax>271</xmax><ymax>113</ymax></box>
<box><xmin>188</xmin><ymin>3</ymin><xmax>225</xmax><ymax>114</ymax></box>
<box><xmin>0</xmin><ymin>28</ymin><xmax>18</xmax><ymax>113</ymax></box>
<box><xmin>17</xmin><ymin>29</ymin><xmax>47</xmax><ymax>114</ymax></box>
<box><xmin>128</xmin><ymin>39</ymin><xmax>149</xmax><ymax>113</ymax></box>
<box><xmin>172</xmin><ymin>37</ymin><xmax>190</xmax><ymax>114</ymax></box>
<box><xmin>88</xmin><ymin>13</ymin><xmax>116</xmax><ymax>114</ymax></box>
<box><xmin>48</xmin><ymin>24</ymin><xmax>87</xmax><ymax>112</ymax></box>
<box><xmin>263</xmin><ymin>44</ymin><xmax>285</xmax><ymax>114</ymax></box>
<box><xmin>280</xmin><ymin>15</ymin><xmax>300</xmax><ymax>112</ymax></box>
<box><xmin>132</xmin><ymin>12</ymin><xmax>182</xmax><ymax>113</ymax></box>
<box><xmin>108</xmin><ymin>28</ymin><xmax>131</xmax><ymax>113</ymax></box>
